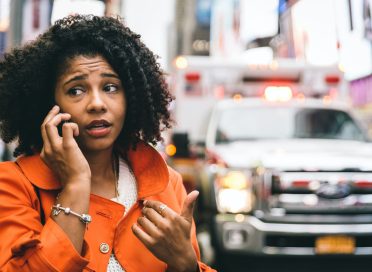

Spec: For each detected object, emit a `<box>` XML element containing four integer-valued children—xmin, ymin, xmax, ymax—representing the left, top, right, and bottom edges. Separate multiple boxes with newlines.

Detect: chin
<box><xmin>79</xmin><ymin>138</ymin><xmax>116</xmax><ymax>153</ymax></box>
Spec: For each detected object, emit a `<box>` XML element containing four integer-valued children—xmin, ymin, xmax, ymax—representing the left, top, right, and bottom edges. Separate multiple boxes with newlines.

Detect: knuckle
<box><xmin>62</xmin><ymin>142</ymin><xmax>74</xmax><ymax>149</ymax></box>
<box><xmin>167</xmin><ymin>214</ymin><xmax>177</xmax><ymax>223</ymax></box>
<box><xmin>149</xmin><ymin>240</ymin><xmax>157</xmax><ymax>247</ymax></box>
<box><xmin>141</xmin><ymin>207</ymin><xmax>147</xmax><ymax>216</ymax></box>
<box><xmin>163</xmin><ymin>221</ymin><xmax>175</xmax><ymax>232</ymax></box>
<box><xmin>137</xmin><ymin>216</ymin><xmax>145</xmax><ymax>225</ymax></box>
<box><xmin>45</xmin><ymin>123</ymin><xmax>53</xmax><ymax>129</ymax></box>
<box><xmin>50</xmin><ymin>141</ymin><xmax>60</xmax><ymax>150</ymax></box>
<box><xmin>169</xmin><ymin>213</ymin><xmax>177</xmax><ymax>220</ymax></box>
<box><xmin>158</xmin><ymin>233</ymin><xmax>167</xmax><ymax>243</ymax></box>
<box><xmin>43</xmin><ymin>147</ymin><xmax>52</xmax><ymax>155</ymax></box>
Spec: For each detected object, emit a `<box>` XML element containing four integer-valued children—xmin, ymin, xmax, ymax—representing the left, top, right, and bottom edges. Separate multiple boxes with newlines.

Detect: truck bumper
<box><xmin>213</xmin><ymin>214</ymin><xmax>372</xmax><ymax>255</ymax></box>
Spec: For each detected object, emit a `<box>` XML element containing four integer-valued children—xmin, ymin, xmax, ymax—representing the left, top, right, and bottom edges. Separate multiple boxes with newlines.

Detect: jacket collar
<box><xmin>16</xmin><ymin>142</ymin><xmax>169</xmax><ymax>198</ymax></box>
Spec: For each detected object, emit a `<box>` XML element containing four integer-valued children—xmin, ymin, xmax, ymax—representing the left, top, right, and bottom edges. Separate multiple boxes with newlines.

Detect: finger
<box><xmin>137</xmin><ymin>215</ymin><xmax>161</xmax><ymax>237</ymax></box>
<box><xmin>42</xmin><ymin>105</ymin><xmax>60</xmax><ymax>126</ymax></box>
<box><xmin>180</xmin><ymin>190</ymin><xmax>199</xmax><ymax>223</ymax></box>
<box><xmin>143</xmin><ymin>200</ymin><xmax>177</xmax><ymax>218</ymax></box>
<box><xmin>62</xmin><ymin>122</ymin><xmax>79</xmax><ymax>147</ymax></box>
<box><xmin>142</xmin><ymin>206</ymin><xmax>166</xmax><ymax>227</ymax></box>
<box><xmin>45</xmin><ymin>113</ymin><xmax>71</xmax><ymax>146</ymax></box>
<box><xmin>41</xmin><ymin>105</ymin><xmax>60</xmax><ymax>151</ymax></box>
<box><xmin>132</xmin><ymin>223</ymin><xmax>154</xmax><ymax>248</ymax></box>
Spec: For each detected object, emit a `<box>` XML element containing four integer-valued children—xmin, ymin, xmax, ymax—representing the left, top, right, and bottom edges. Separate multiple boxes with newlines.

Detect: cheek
<box><xmin>54</xmin><ymin>93</ymin><xmax>71</xmax><ymax>113</ymax></box>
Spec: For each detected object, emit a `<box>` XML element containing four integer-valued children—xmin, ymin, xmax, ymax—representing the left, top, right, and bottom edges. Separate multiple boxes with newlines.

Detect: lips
<box><xmin>85</xmin><ymin>119</ymin><xmax>112</xmax><ymax>137</ymax></box>
<box><xmin>86</xmin><ymin>119</ymin><xmax>111</xmax><ymax>129</ymax></box>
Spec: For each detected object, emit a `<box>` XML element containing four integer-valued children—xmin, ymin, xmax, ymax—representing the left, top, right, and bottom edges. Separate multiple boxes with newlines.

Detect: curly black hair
<box><xmin>0</xmin><ymin>15</ymin><xmax>173</xmax><ymax>157</ymax></box>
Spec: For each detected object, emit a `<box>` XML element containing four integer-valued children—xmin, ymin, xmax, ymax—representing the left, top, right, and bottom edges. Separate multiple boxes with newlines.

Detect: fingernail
<box><xmin>143</xmin><ymin>200</ymin><xmax>147</xmax><ymax>205</ymax></box>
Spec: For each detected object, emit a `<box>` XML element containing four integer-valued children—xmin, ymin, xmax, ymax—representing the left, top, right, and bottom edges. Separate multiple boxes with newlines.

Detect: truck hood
<box><xmin>212</xmin><ymin>139</ymin><xmax>372</xmax><ymax>171</ymax></box>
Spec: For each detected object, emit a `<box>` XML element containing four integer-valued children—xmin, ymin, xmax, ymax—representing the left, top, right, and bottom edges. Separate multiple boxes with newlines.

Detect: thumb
<box><xmin>181</xmin><ymin>190</ymin><xmax>199</xmax><ymax>222</ymax></box>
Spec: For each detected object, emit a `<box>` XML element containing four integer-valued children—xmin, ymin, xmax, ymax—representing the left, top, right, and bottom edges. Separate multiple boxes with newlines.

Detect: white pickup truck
<box><xmin>195</xmin><ymin>97</ymin><xmax>372</xmax><ymax>262</ymax></box>
<box><xmin>167</xmin><ymin>56</ymin><xmax>372</xmax><ymax>264</ymax></box>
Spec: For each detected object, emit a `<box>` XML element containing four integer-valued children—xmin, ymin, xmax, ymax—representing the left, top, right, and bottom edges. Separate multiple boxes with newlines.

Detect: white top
<box><xmin>107</xmin><ymin>158</ymin><xmax>138</xmax><ymax>272</ymax></box>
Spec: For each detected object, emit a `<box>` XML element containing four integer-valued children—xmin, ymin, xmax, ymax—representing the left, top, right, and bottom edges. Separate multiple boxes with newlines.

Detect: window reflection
<box><xmin>216</xmin><ymin>107</ymin><xmax>365</xmax><ymax>143</ymax></box>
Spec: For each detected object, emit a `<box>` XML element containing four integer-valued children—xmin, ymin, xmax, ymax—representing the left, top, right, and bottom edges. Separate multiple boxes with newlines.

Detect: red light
<box><xmin>292</xmin><ymin>180</ymin><xmax>310</xmax><ymax>188</ymax></box>
<box><xmin>185</xmin><ymin>72</ymin><xmax>201</xmax><ymax>82</ymax></box>
<box><xmin>325</xmin><ymin>75</ymin><xmax>340</xmax><ymax>84</ymax></box>
<box><xmin>355</xmin><ymin>180</ymin><xmax>372</xmax><ymax>188</ymax></box>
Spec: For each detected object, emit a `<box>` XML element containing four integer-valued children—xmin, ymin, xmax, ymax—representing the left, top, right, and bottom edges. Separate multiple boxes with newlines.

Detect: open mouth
<box><xmin>86</xmin><ymin>119</ymin><xmax>111</xmax><ymax>129</ymax></box>
<box><xmin>86</xmin><ymin>120</ymin><xmax>112</xmax><ymax>137</ymax></box>
<box><xmin>88</xmin><ymin>124</ymin><xmax>110</xmax><ymax>130</ymax></box>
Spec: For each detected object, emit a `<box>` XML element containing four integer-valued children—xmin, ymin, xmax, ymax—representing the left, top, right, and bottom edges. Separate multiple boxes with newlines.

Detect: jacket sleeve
<box><xmin>168</xmin><ymin>167</ymin><xmax>217</xmax><ymax>272</ymax></box>
<box><xmin>0</xmin><ymin>162</ymin><xmax>90</xmax><ymax>272</ymax></box>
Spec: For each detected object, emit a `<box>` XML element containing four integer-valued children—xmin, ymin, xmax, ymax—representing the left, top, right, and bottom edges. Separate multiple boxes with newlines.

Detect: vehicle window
<box><xmin>216</xmin><ymin>107</ymin><xmax>365</xmax><ymax>143</ymax></box>
<box><xmin>294</xmin><ymin>109</ymin><xmax>365</xmax><ymax>141</ymax></box>
<box><xmin>216</xmin><ymin>107</ymin><xmax>294</xmax><ymax>142</ymax></box>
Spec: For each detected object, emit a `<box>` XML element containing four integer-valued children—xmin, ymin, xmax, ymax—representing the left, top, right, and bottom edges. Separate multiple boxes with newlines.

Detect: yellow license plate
<box><xmin>315</xmin><ymin>236</ymin><xmax>355</xmax><ymax>254</ymax></box>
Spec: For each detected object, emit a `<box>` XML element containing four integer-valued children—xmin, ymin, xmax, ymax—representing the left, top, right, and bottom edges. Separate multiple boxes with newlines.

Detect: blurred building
<box><xmin>1</xmin><ymin>0</ymin><xmax>372</xmax><ymax>131</ymax></box>
<box><xmin>4</xmin><ymin>0</ymin><xmax>121</xmax><ymax>50</ymax></box>
<box><xmin>174</xmin><ymin>0</ymin><xmax>372</xmax><ymax>129</ymax></box>
<box><xmin>174</xmin><ymin>0</ymin><xmax>211</xmax><ymax>57</ymax></box>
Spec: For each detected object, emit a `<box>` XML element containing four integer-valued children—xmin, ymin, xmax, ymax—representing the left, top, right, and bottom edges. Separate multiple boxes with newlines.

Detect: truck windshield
<box><xmin>216</xmin><ymin>107</ymin><xmax>366</xmax><ymax>143</ymax></box>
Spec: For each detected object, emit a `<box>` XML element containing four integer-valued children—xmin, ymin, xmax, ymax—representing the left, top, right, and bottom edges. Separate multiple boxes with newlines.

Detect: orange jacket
<box><xmin>0</xmin><ymin>142</ymin><xmax>216</xmax><ymax>272</ymax></box>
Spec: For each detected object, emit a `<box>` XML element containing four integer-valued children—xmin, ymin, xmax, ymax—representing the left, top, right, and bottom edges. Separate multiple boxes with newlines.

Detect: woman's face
<box><xmin>54</xmin><ymin>55</ymin><xmax>126</xmax><ymax>153</ymax></box>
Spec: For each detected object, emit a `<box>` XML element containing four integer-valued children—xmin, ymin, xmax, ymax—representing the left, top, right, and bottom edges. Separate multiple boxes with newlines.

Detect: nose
<box><xmin>86</xmin><ymin>90</ymin><xmax>107</xmax><ymax>113</ymax></box>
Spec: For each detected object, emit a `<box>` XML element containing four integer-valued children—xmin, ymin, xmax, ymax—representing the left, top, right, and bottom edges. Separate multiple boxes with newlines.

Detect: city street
<box><xmin>216</xmin><ymin>255</ymin><xmax>372</xmax><ymax>272</ymax></box>
<box><xmin>1</xmin><ymin>0</ymin><xmax>372</xmax><ymax>271</ymax></box>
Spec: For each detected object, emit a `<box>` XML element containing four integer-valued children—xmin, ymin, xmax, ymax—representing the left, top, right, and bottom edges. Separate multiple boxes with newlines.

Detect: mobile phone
<box><xmin>56</xmin><ymin>105</ymin><xmax>68</xmax><ymax>137</ymax></box>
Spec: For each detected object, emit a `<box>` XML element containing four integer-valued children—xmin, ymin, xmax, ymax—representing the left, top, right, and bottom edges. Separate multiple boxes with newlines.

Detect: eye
<box><xmin>67</xmin><ymin>87</ymin><xmax>84</xmax><ymax>96</ymax></box>
<box><xmin>103</xmin><ymin>84</ymin><xmax>118</xmax><ymax>93</ymax></box>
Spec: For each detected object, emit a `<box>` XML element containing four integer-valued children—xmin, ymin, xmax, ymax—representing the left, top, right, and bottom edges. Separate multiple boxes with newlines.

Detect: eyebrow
<box><xmin>63</xmin><ymin>73</ymin><xmax>119</xmax><ymax>86</ymax></box>
<box><xmin>63</xmin><ymin>75</ymin><xmax>87</xmax><ymax>86</ymax></box>
<box><xmin>101</xmin><ymin>73</ymin><xmax>119</xmax><ymax>79</ymax></box>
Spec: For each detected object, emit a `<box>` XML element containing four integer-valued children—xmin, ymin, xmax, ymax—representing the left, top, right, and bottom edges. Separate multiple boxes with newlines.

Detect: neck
<box><xmin>84</xmin><ymin>148</ymin><xmax>117</xmax><ymax>185</ymax></box>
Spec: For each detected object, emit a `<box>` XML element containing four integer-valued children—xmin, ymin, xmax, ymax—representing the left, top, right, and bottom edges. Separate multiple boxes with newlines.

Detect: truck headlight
<box><xmin>215</xmin><ymin>170</ymin><xmax>254</xmax><ymax>213</ymax></box>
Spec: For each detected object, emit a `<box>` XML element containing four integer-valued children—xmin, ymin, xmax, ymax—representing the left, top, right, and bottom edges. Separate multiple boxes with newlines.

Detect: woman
<box><xmin>0</xmin><ymin>15</ymin><xmax>216</xmax><ymax>272</ymax></box>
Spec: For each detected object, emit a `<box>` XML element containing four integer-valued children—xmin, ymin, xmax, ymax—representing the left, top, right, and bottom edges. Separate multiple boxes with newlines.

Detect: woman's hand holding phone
<box><xmin>40</xmin><ymin>105</ymin><xmax>91</xmax><ymax>189</ymax></box>
<box><xmin>41</xmin><ymin>105</ymin><xmax>91</xmax><ymax>255</ymax></box>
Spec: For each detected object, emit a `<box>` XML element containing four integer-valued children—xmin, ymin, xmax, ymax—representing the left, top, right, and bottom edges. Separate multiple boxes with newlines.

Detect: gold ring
<box><xmin>158</xmin><ymin>204</ymin><xmax>167</xmax><ymax>216</ymax></box>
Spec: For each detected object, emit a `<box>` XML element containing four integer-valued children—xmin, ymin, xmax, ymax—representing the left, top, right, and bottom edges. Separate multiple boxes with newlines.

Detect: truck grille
<box><xmin>269</xmin><ymin>172</ymin><xmax>372</xmax><ymax>215</ymax></box>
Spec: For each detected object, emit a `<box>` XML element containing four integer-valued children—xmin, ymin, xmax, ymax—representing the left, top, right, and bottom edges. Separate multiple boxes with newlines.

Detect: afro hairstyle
<box><xmin>0</xmin><ymin>15</ymin><xmax>173</xmax><ymax>157</ymax></box>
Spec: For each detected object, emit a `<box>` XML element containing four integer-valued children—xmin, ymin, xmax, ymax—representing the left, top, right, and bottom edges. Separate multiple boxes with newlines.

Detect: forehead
<box><xmin>60</xmin><ymin>55</ymin><xmax>116</xmax><ymax>76</ymax></box>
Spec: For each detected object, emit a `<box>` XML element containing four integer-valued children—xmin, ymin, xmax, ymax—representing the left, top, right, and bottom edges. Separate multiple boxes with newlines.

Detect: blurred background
<box><xmin>2</xmin><ymin>1</ymin><xmax>372</xmax><ymax>271</ymax></box>
<box><xmin>1</xmin><ymin>0</ymin><xmax>372</xmax><ymax>130</ymax></box>
<box><xmin>0</xmin><ymin>0</ymin><xmax>371</xmax><ymax>80</ymax></box>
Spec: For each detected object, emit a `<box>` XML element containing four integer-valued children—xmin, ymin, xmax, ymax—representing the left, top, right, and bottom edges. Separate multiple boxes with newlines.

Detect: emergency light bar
<box><xmin>264</xmin><ymin>86</ymin><xmax>293</xmax><ymax>102</ymax></box>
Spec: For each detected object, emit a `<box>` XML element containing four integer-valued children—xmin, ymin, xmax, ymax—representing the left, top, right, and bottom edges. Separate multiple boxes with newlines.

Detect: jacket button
<box><xmin>99</xmin><ymin>243</ymin><xmax>110</xmax><ymax>254</ymax></box>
